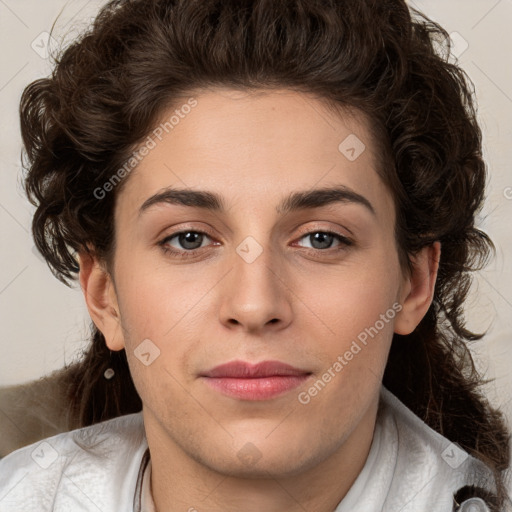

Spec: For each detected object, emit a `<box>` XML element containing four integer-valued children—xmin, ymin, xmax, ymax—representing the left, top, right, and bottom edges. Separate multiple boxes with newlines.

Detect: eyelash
<box><xmin>158</xmin><ymin>228</ymin><xmax>353</xmax><ymax>259</ymax></box>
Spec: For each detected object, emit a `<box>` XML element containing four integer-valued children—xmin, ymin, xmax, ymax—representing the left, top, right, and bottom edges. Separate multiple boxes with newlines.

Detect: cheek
<box><xmin>294</xmin><ymin>273</ymin><xmax>400</xmax><ymax>426</ymax></box>
<box><xmin>113</xmin><ymin>261</ymin><xmax>214</xmax><ymax>390</ymax></box>
<box><xmin>114</xmin><ymin>256</ymin><xmax>207</xmax><ymax>338</ymax></box>
<box><xmin>114</xmin><ymin>267</ymin><xmax>204</xmax><ymax>410</ymax></box>
<box><xmin>297</xmin><ymin>256</ymin><xmax>402</xmax><ymax>343</ymax></box>
<box><xmin>291</xmin><ymin>253</ymin><xmax>402</xmax><ymax>405</ymax></box>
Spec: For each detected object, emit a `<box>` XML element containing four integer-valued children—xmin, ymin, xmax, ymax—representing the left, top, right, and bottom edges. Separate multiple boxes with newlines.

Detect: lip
<box><xmin>201</xmin><ymin>360</ymin><xmax>310</xmax><ymax>378</ymax></box>
<box><xmin>200</xmin><ymin>360</ymin><xmax>312</xmax><ymax>401</ymax></box>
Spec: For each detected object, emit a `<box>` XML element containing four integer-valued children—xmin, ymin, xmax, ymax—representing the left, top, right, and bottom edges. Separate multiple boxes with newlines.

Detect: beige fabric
<box><xmin>0</xmin><ymin>369</ymin><xmax>71</xmax><ymax>458</ymax></box>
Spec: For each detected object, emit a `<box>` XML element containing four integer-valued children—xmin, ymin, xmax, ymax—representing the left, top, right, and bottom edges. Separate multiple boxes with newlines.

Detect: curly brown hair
<box><xmin>20</xmin><ymin>0</ymin><xmax>510</xmax><ymax>507</ymax></box>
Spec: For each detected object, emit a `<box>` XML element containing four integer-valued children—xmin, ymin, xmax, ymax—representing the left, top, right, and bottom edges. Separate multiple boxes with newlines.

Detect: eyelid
<box><xmin>291</xmin><ymin>229</ymin><xmax>353</xmax><ymax>252</ymax></box>
<box><xmin>158</xmin><ymin>227</ymin><xmax>218</xmax><ymax>250</ymax></box>
<box><xmin>158</xmin><ymin>222</ymin><xmax>352</xmax><ymax>243</ymax></box>
<box><xmin>293</xmin><ymin>223</ymin><xmax>353</xmax><ymax>241</ymax></box>
<box><xmin>157</xmin><ymin>223</ymin><xmax>217</xmax><ymax>242</ymax></box>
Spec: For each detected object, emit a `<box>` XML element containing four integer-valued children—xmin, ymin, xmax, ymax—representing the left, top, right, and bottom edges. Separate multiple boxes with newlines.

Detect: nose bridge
<box><xmin>219</xmin><ymin>233</ymin><xmax>292</xmax><ymax>330</ymax></box>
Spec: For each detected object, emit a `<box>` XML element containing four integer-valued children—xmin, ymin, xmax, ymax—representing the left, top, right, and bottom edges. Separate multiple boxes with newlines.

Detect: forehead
<box><xmin>116</xmin><ymin>88</ymin><xmax>394</xmax><ymax>220</ymax></box>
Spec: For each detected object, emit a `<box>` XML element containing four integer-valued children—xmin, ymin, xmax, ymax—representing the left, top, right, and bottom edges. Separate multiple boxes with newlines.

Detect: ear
<box><xmin>394</xmin><ymin>241</ymin><xmax>441</xmax><ymax>335</ymax></box>
<box><xmin>78</xmin><ymin>251</ymin><xmax>125</xmax><ymax>351</ymax></box>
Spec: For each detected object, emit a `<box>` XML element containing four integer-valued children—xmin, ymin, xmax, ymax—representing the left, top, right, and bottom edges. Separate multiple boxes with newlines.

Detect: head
<box><xmin>20</xmin><ymin>0</ymin><xmax>509</xmax><ymax>505</ymax></box>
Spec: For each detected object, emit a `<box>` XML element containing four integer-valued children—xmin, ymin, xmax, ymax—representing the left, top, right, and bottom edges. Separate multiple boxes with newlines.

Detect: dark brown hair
<box><xmin>20</xmin><ymin>0</ymin><xmax>510</xmax><ymax>506</ymax></box>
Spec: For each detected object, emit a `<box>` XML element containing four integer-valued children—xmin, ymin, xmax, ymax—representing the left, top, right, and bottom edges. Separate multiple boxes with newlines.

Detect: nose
<box><xmin>218</xmin><ymin>240</ymin><xmax>293</xmax><ymax>334</ymax></box>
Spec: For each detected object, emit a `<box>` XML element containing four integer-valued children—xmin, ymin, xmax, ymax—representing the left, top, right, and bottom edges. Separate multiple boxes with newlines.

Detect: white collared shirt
<box><xmin>0</xmin><ymin>387</ymin><xmax>499</xmax><ymax>511</ymax></box>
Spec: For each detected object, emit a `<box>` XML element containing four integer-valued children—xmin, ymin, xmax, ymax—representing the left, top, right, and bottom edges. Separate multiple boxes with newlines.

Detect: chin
<box><xmin>192</xmin><ymin>432</ymin><xmax>324</xmax><ymax>479</ymax></box>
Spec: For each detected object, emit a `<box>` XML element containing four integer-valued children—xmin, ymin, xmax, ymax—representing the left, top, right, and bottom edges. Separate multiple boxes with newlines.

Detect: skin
<box><xmin>80</xmin><ymin>88</ymin><xmax>440</xmax><ymax>512</ymax></box>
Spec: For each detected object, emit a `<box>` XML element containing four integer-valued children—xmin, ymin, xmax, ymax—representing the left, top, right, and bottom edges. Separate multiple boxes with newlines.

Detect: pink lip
<box><xmin>200</xmin><ymin>360</ymin><xmax>312</xmax><ymax>401</ymax></box>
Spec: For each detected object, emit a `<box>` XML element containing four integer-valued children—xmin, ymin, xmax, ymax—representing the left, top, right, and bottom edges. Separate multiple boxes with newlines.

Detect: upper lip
<box><xmin>200</xmin><ymin>360</ymin><xmax>311</xmax><ymax>378</ymax></box>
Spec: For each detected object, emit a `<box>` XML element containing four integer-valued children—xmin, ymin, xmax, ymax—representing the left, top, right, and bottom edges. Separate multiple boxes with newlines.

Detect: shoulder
<box><xmin>0</xmin><ymin>369</ymin><xmax>71</xmax><ymax>457</ymax></box>
<box><xmin>0</xmin><ymin>412</ymin><xmax>147</xmax><ymax>512</ymax></box>
<box><xmin>378</xmin><ymin>387</ymin><xmax>500</xmax><ymax>511</ymax></box>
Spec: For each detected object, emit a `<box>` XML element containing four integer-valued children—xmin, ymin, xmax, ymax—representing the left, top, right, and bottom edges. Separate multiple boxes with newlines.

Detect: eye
<box><xmin>159</xmin><ymin>230</ymin><xmax>215</xmax><ymax>258</ymax></box>
<box><xmin>294</xmin><ymin>230</ymin><xmax>353</xmax><ymax>251</ymax></box>
<box><xmin>158</xmin><ymin>228</ymin><xmax>353</xmax><ymax>260</ymax></box>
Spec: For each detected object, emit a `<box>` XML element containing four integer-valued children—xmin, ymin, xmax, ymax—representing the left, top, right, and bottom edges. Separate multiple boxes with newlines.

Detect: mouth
<box><xmin>199</xmin><ymin>360</ymin><xmax>313</xmax><ymax>401</ymax></box>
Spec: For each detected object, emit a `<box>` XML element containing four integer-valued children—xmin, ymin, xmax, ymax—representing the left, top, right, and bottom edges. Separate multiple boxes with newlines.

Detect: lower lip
<box><xmin>202</xmin><ymin>375</ymin><xmax>310</xmax><ymax>400</ymax></box>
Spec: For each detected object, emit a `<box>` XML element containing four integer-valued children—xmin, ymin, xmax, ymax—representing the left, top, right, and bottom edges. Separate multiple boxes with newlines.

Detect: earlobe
<box><xmin>394</xmin><ymin>241</ymin><xmax>441</xmax><ymax>335</ymax></box>
<box><xmin>78</xmin><ymin>251</ymin><xmax>125</xmax><ymax>351</ymax></box>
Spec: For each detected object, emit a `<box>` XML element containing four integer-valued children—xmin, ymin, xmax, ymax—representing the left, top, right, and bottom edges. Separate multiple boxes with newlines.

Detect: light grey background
<box><xmin>1</xmin><ymin>0</ymin><xmax>511</xmax><ymax>422</ymax></box>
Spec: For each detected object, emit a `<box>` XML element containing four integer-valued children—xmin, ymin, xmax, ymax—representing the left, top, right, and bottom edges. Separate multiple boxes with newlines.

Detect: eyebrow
<box><xmin>138</xmin><ymin>185</ymin><xmax>376</xmax><ymax>217</ymax></box>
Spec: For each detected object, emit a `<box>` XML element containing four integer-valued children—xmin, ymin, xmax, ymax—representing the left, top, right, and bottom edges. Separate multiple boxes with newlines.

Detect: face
<box><xmin>85</xmin><ymin>88</ymin><xmax>425</xmax><ymax>479</ymax></box>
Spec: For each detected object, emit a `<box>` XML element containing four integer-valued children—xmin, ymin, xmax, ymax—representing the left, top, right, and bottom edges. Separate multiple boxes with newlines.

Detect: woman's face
<box><xmin>86</xmin><ymin>88</ymin><xmax>427</xmax><ymax>478</ymax></box>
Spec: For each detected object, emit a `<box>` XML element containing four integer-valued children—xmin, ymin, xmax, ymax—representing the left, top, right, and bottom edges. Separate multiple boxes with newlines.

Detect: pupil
<box><xmin>312</xmin><ymin>232</ymin><xmax>332</xmax><ymax>249</ymax></box>
<box><xmin>181</xmin><ymin>232</ymin><xmax>202</xmax><ymax>249</ymax></box>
